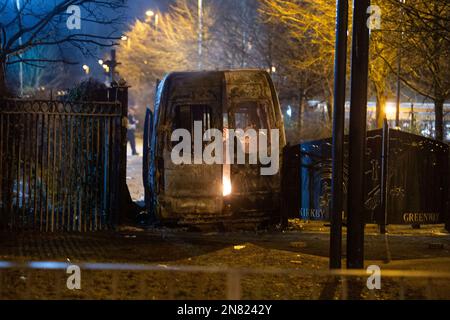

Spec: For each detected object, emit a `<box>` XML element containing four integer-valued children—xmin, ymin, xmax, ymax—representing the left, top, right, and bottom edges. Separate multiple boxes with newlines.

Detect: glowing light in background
<box><xmin>28</xmin><ymin>261</ymin><xmax>69</xmax><ymax>270</ymax></box>
<box><xmin>82</xmin><ymin>64</ymin><xmax>90</xmax><ymax>74</ymax></box>
<box><xmin>287</xmin><ymin>105</ymin><xmax>292</xmax><ymax>118</ymax></box>
<box><xmin>385</xmin><ymin>102</ymin><xmax>396</xmax><ymax>120</ymax></box>
<box><xmin>223</xmin><ymin>164</ymin><xmax>232</xmax><ymax>197</ymax></box>
<box><xmin>0</xmin><ymin>261</ymin><xmax>14</xmax><ymax>269</ymax></box>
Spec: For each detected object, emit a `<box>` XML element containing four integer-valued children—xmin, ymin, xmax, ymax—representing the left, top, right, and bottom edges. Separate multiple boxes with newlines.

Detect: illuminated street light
<box><xmin>121</xmin><ymin>35</ymin><xmax>128</xmax><ymax>41</ymax></box>
<box><xmin>385</xmin><ymin>102</ymin><xmax>397</xmax><ymax>120</ymax></box>
<box><xmin>98</xmin><ymin>59</ymin><xmax>104</xmax><ymax>66</ymax></box>
<box><xmin>82</xmin><ymin>64</ymin><xmax>90</xmax><ymax>75</ymax></box>
<box><xmin>286</xmin><ymin>105</ymin><xmax>292</xmax><ymax>118</ymax></box>
<box><xmin>16</xmin><ymin>0</ymin><xmax>24</xmax><ymax>96</ymax></box>
<box><xmin>271</xmin><ymin>66</ymin><xmax>277</xmax><ymax>73</ymax></box>
<box><xmin>146</xmin><ymin>10</ymin><xmax>155</xmax><ymax>17</ymax></box>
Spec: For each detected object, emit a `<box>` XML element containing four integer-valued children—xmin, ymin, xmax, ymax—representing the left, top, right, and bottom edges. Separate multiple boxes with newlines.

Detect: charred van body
<box><xmin>143</xmin><ymin>70</ymin><xmax>286</xmax><ymax>226</ymax></box>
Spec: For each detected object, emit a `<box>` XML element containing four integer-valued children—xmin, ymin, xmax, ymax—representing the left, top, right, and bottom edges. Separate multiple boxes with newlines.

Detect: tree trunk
<box><xmin>434</xmin><ymin>99</ymin><xmax>444</xmax><ymax>141</ymax></box>
<box><xmin>327</xmin><ymin>97</ymin><xmax>333</xmax><ymax>124</ymax></box>
<box><xmin>297</xmin><ymin>90</ymin><xmax>305</xmax><ymax>132</ymax></box>
<box><xmin>375</xmin><ymin>90</ymin><xmax>386</xmax><ymax>129</ymax></box>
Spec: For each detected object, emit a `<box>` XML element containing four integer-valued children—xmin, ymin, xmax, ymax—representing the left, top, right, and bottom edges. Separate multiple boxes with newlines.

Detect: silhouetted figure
<box><xmin>127</xmin><ymin>109</ymin><xmax>139</xmax><ymax>156</ymax></box>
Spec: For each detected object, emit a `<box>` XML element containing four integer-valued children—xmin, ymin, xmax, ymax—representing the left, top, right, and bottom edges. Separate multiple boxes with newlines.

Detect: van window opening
<box><xmin>174</xmin><ymin>104</ymin><xmax>212</xmax><ymax>144</ymax></box>
<box><xmin>175</xmin><ymin>104</ymin><xmax>212</xmax><ymax>132</ymax></box>
<box><xmin>172</xmin><ymin>104</ymin><xmax>212</xmax><ymax>153</ymax></box>
<box><xmin>233</xmin><ymin>101</ymin><xmax>269</xmax><ymax>130</ymax></box>
<box><xmin>229</xmin><ymin>101</ymin><xmax>272</xmax><ymax>153</ymax></box>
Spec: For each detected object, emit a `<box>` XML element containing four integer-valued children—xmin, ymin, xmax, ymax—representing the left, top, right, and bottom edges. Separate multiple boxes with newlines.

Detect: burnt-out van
<box><xmin>143</xmin><ymin>70</ymin><xmax>286</xmax><ymax>226</ymax></box>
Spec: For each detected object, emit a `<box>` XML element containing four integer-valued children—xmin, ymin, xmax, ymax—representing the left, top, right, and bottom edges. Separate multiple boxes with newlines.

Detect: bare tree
<box><xmin>369</xmin><ymin>0</ymin><xmax>398</xmax><ymax>128</ymax></box>
<box><xmin>260</xmin><ymin>0</ymin><xmax>348</xmax><ymax>122</ymax></box>
<box><xmin>381</xmin><ymin>0</ymin><xmax>450</xmax><ymax>140</ymax></box>
<box><xmin>117</xmin><ymin>0</ymin><xmax>217</xmax><ymax>110</ymax></box>
<box><xmin>212</xmin><ymin>0</ymin><xmax>279</xmax><ymax>71</ymax></box>
<box><xmin>0</xmin><ymin>0</ymin><xmax>126</xmax><ymax>96</ymax></box>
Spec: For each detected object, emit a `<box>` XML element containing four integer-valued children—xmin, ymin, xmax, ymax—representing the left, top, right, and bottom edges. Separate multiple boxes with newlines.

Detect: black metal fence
<box><xmin>0</xmin><ymin>98</ymin><xmax>125</xmax><ymax>231</ymax></box>
<box><xmin>281</xmin><ymin>128</ymin><xmax>450</xmax><ymax>226</ymax></box>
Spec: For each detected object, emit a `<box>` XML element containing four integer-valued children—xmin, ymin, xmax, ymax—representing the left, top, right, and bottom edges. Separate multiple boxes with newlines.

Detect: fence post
<box><xmin>379</xmin><ymin>118</ymin><xmax>389</xmax><ymax>234</ymax></box>
<box><xmin>445</xmin><ymin>150</ymin><xmax>450</xmax><ymax>233</ymax></box>
<box><xmin>108</xmin><ymin>84</ymin><xmax>137</xmax><ymax>226</ymax></box>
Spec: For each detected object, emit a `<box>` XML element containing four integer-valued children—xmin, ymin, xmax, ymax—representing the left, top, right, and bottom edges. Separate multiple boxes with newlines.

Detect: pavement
<box><xmin>2</xmin><ymin>137</ymin><xmax>447</xmax><ymax>299</ymax></box>
<box><xmin>126</xmin><ymin>136</ymin><xmax>144</xmax><ymax>202</ymax></box>
<box><xmin>0</xmin><ymin>222</ymin><xmax>449</xmax><ymax>299</ymax></box>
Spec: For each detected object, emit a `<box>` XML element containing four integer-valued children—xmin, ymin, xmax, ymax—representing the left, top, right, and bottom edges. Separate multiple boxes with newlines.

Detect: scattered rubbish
<box><xmin>289</xmin><ymin>242</ymin><xmax>307</xmax><ymax>248</ymax></box>
<box><xmin>118</xmin><ymin>226</ymin><xmax>144</xmax><ymax>232</ymax></box>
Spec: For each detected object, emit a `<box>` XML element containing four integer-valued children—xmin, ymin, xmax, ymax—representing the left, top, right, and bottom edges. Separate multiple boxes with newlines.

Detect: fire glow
<box><xmin>223</xmin><ymin>164</ymin><xmax>232</xmax><ymax>196</ymax></box>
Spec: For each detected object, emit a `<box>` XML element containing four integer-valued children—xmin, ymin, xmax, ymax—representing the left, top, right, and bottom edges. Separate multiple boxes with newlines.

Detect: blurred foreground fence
<box><xmin>1</xmin><ymin>261</ymin><xmax>450</xmax><ymax>300</ymax></box>
<box><xmin>0</xmin><ymin>93</ymin><xmax>128</xmax><ymax>231</ymax></box>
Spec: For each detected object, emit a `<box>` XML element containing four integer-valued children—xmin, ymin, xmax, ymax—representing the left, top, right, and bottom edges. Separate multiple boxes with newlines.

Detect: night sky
<box><xmin>78</xmin><ymin>0</ymin><xmax>174</xmax><ymax>82</ymax></box>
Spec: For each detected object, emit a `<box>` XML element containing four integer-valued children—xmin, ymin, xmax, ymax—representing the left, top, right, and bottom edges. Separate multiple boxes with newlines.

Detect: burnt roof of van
<box><xmin>168</xmin><ymin>68</ymin><xmax>267</xmax><ymax>75</ymax></box>
<box><xmin>164</xmin><ymin>69</ymin><xmax>270</xmax><ymax>78</ymax></box>
<box><xmin>162</xmin><ymin>69</ymin><xmax>273</xmax><ymax>91</ymax></box>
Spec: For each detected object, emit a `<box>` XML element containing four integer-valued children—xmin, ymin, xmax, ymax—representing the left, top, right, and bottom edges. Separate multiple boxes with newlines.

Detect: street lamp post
<box><xmin>146</xmin><ymin>10</ymin><xmax>158</xmax><ymax>32</ymax></box>
<box><xmin>347</xmin><ymin>0</ymin><xmax>371</xmax><ymax>270</ymax></box>
<box><xmin>101</xmin><ymin>49</ymin><xmax>120</xmax><ymax>83</ymax></box>
<box><xmin>396</xmin><ymin>0</ymin><xmax>406</xmax><ymax>128</ymax></box>
<box><xmin>15</xmin><ymin>0</ymin><xmax>24</xmax><ymax>96</ymax></box>
<box><xmin>330</xmin><ymin>0</ymin><xmax>349</xmax><ymax>270</ymax></box>
<box><xmin>82</xmin><ymin>64</ymin><xmax>90</xmax><ymax>75</ymax></box>
<box><xmin>198</xmin><ymin>0</ymin><xmax>203</xmax><ymax>70</ymax></box>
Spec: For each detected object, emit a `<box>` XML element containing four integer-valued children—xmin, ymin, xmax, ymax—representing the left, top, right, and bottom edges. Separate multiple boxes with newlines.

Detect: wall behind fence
<box><xmin>0</xmin><ymin>99</ymin><xmax>124</xmax><ymax>231</ymax></box>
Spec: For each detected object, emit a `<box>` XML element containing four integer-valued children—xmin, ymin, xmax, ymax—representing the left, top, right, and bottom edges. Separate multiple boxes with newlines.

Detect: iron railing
<box><xmin>0</xmin><ymin>99</ymin><xmax>124</xmax><ymax>231</ymax></box>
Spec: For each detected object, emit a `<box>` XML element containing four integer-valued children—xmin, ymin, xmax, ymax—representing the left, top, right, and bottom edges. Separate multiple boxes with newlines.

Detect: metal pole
<box><xmin>396</xmin><ymin>0</ymin><xmax>406</xmax><ymax>128</ymax></box>
<box><xmin>198</xmin><ymin>0</ymin><xmax>203</xmax><ymax>70</ymax></box>
<box><xmin>379</xmin><ymin>118</ymin><xmax>389</xmax><ymax>234</ymax></box>
<box><xmin>15</xmin><ymin>0</ymin><xmax>23</xmax><ymax>97</ymax></box>
<box><xmin>330</xmin><ymin>0</ymin><xmax>349</xmax><ymax>270</ymax></box>
<box><xmin>395</xmin><ymin>52</ymin><xmax>401</xmax><ymax>128</ymax></box>
<box><xmin>347</xmin><ymin>0</ymin><xmax>370</xmax><ymax>269</ymax></box>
